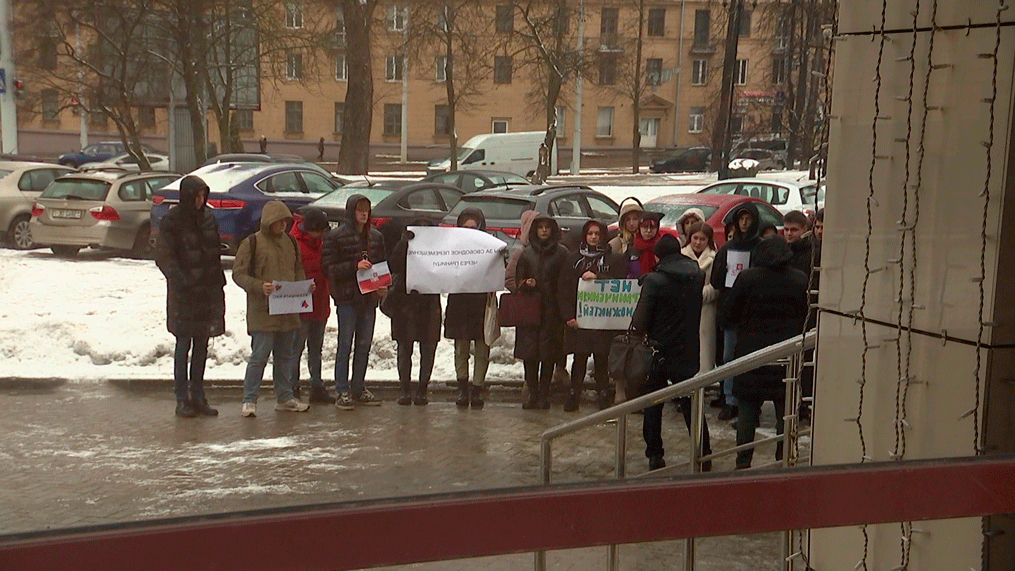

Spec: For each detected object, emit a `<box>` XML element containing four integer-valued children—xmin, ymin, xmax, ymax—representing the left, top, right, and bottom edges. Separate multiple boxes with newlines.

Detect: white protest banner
<box><xmin>269</xmin><ymin>279</ymin><xmax>314</xmax><ymax>315</ymax></box>
<box><xmin>357</xmin><ymin>261</ymin><xmax>392</xmax><ymax>294</ymax></box>
<box><xmin>725</xmin><ymin>250</ymin><xmax>751</xmax><ymax>287</ymax></box>
<box><xmin>405</xmin><ymin>227</ymin><xmax>507</xmax><ymax>294</ymax></box>
<box><xmin>575</xmin><ymin>279</ymin><xmax>642</xmax><ymax>330</ymax></box>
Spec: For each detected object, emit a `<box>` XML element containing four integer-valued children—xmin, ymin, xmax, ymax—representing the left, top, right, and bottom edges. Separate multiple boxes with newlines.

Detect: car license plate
<box><xmin>53</xmin><ymin>209</ymin><xmax>82</xmax><ymax>219</ymax></box>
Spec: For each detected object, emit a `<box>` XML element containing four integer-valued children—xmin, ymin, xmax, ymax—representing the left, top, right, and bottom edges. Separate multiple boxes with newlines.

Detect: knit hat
<box><xmin>301</xmin><ymin>208</ymin><xmax>330</xmax><ymax>232</ymax></box>
<box><xmin>653</xmin><ymin>233</ymin><xmax>682</xmax><ymax>259</ymax></box>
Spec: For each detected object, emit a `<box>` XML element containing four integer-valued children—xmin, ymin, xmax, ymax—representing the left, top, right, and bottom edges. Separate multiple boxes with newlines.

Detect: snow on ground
<box><xmin>0</xmin><ymin>173</ymin><xmax>813</xmax><ymax>383</ymax></box>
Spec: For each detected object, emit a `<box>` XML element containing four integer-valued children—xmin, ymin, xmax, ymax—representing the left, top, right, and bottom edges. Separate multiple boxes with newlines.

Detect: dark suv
<box><xmin>442</xmin><ymin>185</ymin><xmax>620</xmax><ymax>251</ymax></box>
<box><xmin>649</xmin><ymin>147</ymin><xmax>712</xmax><ymax>173</ymax></box>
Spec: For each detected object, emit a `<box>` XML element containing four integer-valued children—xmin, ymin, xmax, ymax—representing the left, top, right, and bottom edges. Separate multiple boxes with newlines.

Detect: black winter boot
<box><xmin>175</xmin><ymin>399</ymin><xmax>197</xmax><ymax>418</ymax></box>
<box><xmin>398</xmin><ymin>379</ymin><xmax>413</xmax><ymax>405</ymax></box>
<box><xmin>470</xmin><ymin>385</ymin><xmax>484</xmax><ymax>409</ymax></box>
<box><xmin>563</xmin><ymin>391</ymin><xmax>580</xmax><ymax>412</ymax></box>
<box><xmin>456</xmin><ymin>379</ymin><xmax>470</xmax><ymax>407</ymax></box>
<box><xmin>191</xmin><ymin>397</ymin><xmax>218</xmax><ymax>416</ymax></box>
<box><xmin>309</xmin><ymin>386</ymin><xmax>336</xmax><ymax>404</ymax></box>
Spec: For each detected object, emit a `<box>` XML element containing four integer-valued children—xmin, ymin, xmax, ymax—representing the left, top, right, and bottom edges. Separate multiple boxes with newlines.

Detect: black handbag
<box><xmin>608</xmin><ymin>329</ymin><xmax>661</xmax><ymax>398</ymax></box>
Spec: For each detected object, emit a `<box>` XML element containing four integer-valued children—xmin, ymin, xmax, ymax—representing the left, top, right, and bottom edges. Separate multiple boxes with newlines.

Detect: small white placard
<box><xmin>268</xmin><ymin>279</ymin><xmax>315</xmax><ymax>315</ymax></box>
<box><xmin>725</xmin><ymin>250</ymin><xmax>751</xmax><ymax>288</ymax></box>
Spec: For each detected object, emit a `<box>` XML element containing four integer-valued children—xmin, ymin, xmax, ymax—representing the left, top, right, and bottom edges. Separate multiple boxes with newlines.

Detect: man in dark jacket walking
<box><xmin>321</xmin><ymin>194</ymin><xmax>387</xmax><ymax>410</ymax></box>
<box><xmin>726</xmin><ymin>235</ymin><xmax>808</xmax><ymax>469</ymax></box>
<box><xmin>156</xmin><ymin>175</ymin><xmax>226</xmax><ymax>418</ymax></box>
<box><xmin>709</xmin><ymin>201</ymin><xmax>764</xmax><ymax>421</ymax></box>
<box><xmin>632</xmin><ymin>234</ymin><xmax>712</xmax><ymax>471</ymax></box>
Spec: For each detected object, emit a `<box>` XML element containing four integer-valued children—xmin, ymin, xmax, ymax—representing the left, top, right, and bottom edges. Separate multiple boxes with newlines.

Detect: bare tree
<box><xmin>337</xmin><ymin>0</ymin><xmax>379</xmax><ymax>174</ymax></box>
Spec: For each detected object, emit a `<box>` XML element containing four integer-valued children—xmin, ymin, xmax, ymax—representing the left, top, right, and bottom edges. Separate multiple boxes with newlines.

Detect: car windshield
<box><xmin>491</xmin><ymin>173</ymin><xmax>530</xmax><ymax>185</ymax></box>
<box><xmin>455</xmin><ymin>147</ymin><xmax>475</xmax><ymax>161</ymax></box>
<box><xmin>644</xmin><ymin>203</ymin><xmax>719</xmax><ymax>227</ymax></box>
<box><xmin>40</xmin><ymin>179</ymin><xmax>111</xmax><ymax>200</ymax></box>
<box><xmin>310</xmin><ymin>187</ymin><xmax>393</xmax><ymax>205</ymax></box>
<box><xmin>449</xmin><ymin>196</ymin><xmax>533</xmax><ymax>220</ymax></box>
<box><xmin>801</xmin><ymin>184</ymin><xmax>825</xmax><ymax>204</ymax></box>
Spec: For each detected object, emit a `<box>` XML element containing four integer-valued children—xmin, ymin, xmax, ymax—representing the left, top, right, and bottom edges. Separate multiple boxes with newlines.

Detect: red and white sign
<box><xmin>357</xmin><ymin>261</ymin><xmax>392</xmax><ymax>294</ymax></box>
<box><xmin>725</xmin><ymin>250</ymin><xmax>751</xmax><ymax>288</ymax></box>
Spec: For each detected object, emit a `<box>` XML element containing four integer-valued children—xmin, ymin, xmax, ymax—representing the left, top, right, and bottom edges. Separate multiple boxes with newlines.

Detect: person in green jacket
<box><xmin>233</xmin><ymin>200</ymin><xmax>312</xmax><ymax>417</ymax></box>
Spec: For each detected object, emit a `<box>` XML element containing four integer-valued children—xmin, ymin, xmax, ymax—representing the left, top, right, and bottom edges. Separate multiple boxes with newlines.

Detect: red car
<box><xmin>643</xmin><ymin>193</ymin><xmax>784</xmax><ymax>248</ymax></box>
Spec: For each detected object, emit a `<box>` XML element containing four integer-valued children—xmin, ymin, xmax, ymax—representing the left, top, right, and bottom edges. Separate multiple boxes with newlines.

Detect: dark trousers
<box><xmin>524</xmin><ymin>359</ymin><xmax>553</xmax><ymax>400</ymax></box>
<box><xmin>174</xmin><ymin>336</ymin><xmax>209</xmax><ymax>401</ymax></box>
<box><xmin>397</xmin><ymin>340</ymin><xmax>438</xmax><ymax>394</ymax></box>
<box><xmin>736</xmin><ymin>398</ymin><xmax>785</xmax><ymax>468</ymax></box>
<box><xmin>291</xmin><ymin>319</ymin><xmax>327</xmax><ymax>391</ymax></box>
<box><xmin>642</xmin><ymin>370</ymin><xmax>712</xmax><ymax>459</ymax></box>
<box><xmin>570</xmin><ymin>352</ymin><xmax>609</xmax><ymax>393</ymax></box>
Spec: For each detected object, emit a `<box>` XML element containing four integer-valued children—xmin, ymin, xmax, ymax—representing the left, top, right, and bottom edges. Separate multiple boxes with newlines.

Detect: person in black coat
<box><xmin>513</xmin><ymin>214</ymin><xmax>569</xmax><ymax>409</ymax></box>
<box><xmin>557</xmin><ymin>220</ymin><xmax>627</xmax><ymax>411</ymax></box>
<box><xmin>709</xmin><ymin>200</ymin><xmax>764</xmax><ymax>421</ymax></box>
<box><xmin>155</xmin><ymin>175</ymin><xmax>226</xmax><ymax>418</ymax></box>
<box><xmin>385</xmin><ymin>220</ymin><xmax>442</xmax><ymax>406</ymax></box>
<box><xmin>445</xmin><ymin>208</ymin><xmax>495</xmax><ymax>409</ymax></box>
<box><xmin>726</xmin><ymin>235</ymin><xmax>808</xmax><ymax>469</ymax></box>
<box><xmin>632</xmin><ymin>233</ymin><xmax>712</xmax><ymax>471</ymax></box>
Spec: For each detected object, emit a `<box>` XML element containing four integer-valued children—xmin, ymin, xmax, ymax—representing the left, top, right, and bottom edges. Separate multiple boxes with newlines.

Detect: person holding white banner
<box><xmin>557</xmin><ymin>220</ymin><xmax>627</xmax><ymax>412</ymax></box>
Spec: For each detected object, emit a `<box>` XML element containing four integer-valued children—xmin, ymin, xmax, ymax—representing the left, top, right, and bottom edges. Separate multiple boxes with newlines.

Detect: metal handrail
<box><xmin>539</xmin><ymin>330</ymin><xmax>817</xmax><ymax>483</ymax></box>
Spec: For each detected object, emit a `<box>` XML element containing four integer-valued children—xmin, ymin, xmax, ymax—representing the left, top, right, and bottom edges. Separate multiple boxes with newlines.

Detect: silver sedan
<box><xmin>0</xmin><ymin>161</ymin><xmax>74</xmax><ymax>249</ymax></box>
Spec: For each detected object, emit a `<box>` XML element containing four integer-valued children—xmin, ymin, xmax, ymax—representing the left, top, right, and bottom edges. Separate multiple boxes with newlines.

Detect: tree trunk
<box><xmin>178</xmin><ymin>0</ymin><xmax>209</xmax><ymax>167</ymax></box>
<box><xmin>445</xmin><ymin>24</ymin><xmax>458</xmax><ymax>171</ymax></box>
<box><xmin>710</xmin><ymin>0</ymin><xmax>742</xmax><ymax>178</ymax></box>
<box><xmin>338</xmin><ymin>0</ymin><xmax>376</xmax><ymax>175</ymax></box>
<box><xmin>631</xmin><ymin>0</ymin><xmax>645</xmax><ymax>173</ymax></box>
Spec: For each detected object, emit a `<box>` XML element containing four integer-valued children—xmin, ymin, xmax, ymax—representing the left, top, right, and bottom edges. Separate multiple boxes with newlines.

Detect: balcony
<box><xmin>597</xmin><ymin>32</ymin><xmax>622</xmax><ymax>52</ymax></box>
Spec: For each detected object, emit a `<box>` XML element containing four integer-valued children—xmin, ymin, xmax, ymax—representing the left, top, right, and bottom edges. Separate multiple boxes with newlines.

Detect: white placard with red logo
<box><xmin>725</xmin><ymin>250</ymin><xmax>751</xmax><ymax>287</ymax></box>
<box><xmin>357</xmin><ymin>261</ymin><xmax>392</xmax><ymax>294</ymax></box>
<box><xmin>268</xmin><ymin>279</ymin><xmax>315</xmax><ymax>315</ymax></box>
<box><xmin>405</xmin><ymin>227</ymin><xmax>507</xmax><ymax>294</ymax></box>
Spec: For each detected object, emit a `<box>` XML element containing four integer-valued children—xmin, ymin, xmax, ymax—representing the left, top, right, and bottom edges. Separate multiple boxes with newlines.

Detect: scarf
<box><xmin>632</xmin><ymin>232</ymin><xmax>661</xmax><ymax>276</ymax></box>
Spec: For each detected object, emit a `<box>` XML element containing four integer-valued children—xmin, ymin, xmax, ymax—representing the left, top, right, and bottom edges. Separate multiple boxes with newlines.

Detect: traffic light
<box><xmin>70</xmin><ymin>96</ymin><xmax>80</xmax><ymax>115</ymax></box>
<box><xmin>13</xmin><ymin>79</ymin><xmax>23</xmax><ymax>99</ymax></box>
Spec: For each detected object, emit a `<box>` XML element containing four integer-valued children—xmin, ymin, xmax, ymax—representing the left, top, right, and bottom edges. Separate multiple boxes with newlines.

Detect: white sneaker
<box><xmin>241</xmin><ymin>401</ymin><xmax>256</xmax><ymax>417</ymax></box>
<box><xmin>275</xmin><ymin>398</ymin><xmax>310</xmax><ymax>412</ymax></box>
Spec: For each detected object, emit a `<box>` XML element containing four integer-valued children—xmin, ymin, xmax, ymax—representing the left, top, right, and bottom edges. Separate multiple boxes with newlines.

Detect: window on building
<box><xmin>739</xmin><ymin>9</ymin><xmax>752</xmax><ymax>36</ymax></box>
<box><xmin>492</xmin><ymin>119</ymin><xmax>508</xmax><ymax>133</ymax></box>
<box><xmin>386</xmin><ymin>4</ymin><xmax>406</xmax><ymax>31</ymax></box>
<box><xmin>286</xmin><ymin>52</ymin><xmax>303</xmax><ymax>80</ymax></box>
<box><xmin>772</xmin><ymin>57</ymin><xmax>787</xmax><ymax>84</ymax></box>
<box><xmin>89</xmin><ymin>107</ymin><xmax>107</xmax><ymax>128</ymax></box>
<box><xmin>234</xmin><ymin>109</ymin><xmax>254</xmax><ymax>131</ymax></box>
<box><xmin>437</xmin><ymin>6</ymin><xmax>450</xmax><ymax>31</ymax></box>
<box><xmin>771</xmin><ymin>105</ymin><xmax>783</xmax><ymax>133</ymax></box>
<box><xmin>334</xmin><ymin>102</ymin><xmax>344</xmax><ymax>133</ymax></box>
<box><xmin>645</xmin><ymin>58</ymin><xmax>663</xmax><ymax>85</ymax></box>
<box><xmin>732</xmin><ymin>113</ymin><xmax>743</xmax><ymax>134</ymax></box>
<box><xmin>596</xmin><ymin>106</ymin><xmax>614</xmax><ymax>137</ymax></box>
<box><xmin>285</xmin><ymin>100</ymin><xmax>303</xmax><ymax>132</ymax></box>
<box><xmin>384</xmin><ymin>103</ymin><xmax>402</xmax><ymax>135</ymax></box>
<box><xmin>647</xmin><ymin>8</ymin><xmax>665</xmax><ymax>36</ymax></box>
<box><xmin>555</xmin><ymin>105</ymin><xmax>566</xmax><ymax>132</ymax></box>
<box><xmin>494</xmin><ymin>55</ymin><xmax>512</xmax><ymax>84</ymax></box>
<box><xmin>335</xmin><ymin>5</ymin><xmax>345</xmax><ymax>34</ymax></box>
<box><xmin>689</xmin><ymin>107</ymin><xmax>704</xmax><ymax>133</ymax></box>
<box><xmin>285</xmin><ymin>2</ymin><xmax>303</xmax><ymax>28</ymax></box>
<box><xmin>39</xmin><ymin>36</ymin><xmax>58</xmax><ymax>70</ymax></box>
<box><xmin>691</xmin><ymin>59</ymin><xmax>707</xmax><ymax>85</ymax></box>
<box><xmin>693</xmin><ymin>10</ymin><xmax>710</xmax><ymax>48</ymax></box>
<box><xmin>335</xmin><ymin>54</ymin><xmax>347</xmax><ymax>81</ymax></box>
<box><xmin>598</xmin><ymin>54</ymin><xmax>617</xmax><ymax>85</ymax></box>
<box><xmin>600</xmin><ymin>7</ymin><xmax>618</xmax><ymax>34</ymax></box>
<box><xmin>435</xmin><ymin>104</ymin><xmax>450</xmax><ymax>135</ymax></box>
<box><xmin>386</xmin><ymin>55</ymin><xmax>404</xmax><ymax>81</ymax></box>
<box><xmin>436</xmin><ymin>54</ymin><xmax>448</xmax><ymax>82</ymax></box>
<box><xmin>41</xmin><ymin>89</ymin><xmax>58</xmax><ymax>121</ymax></box>
<box><xmin>496</xmin><ymin>5</ymin><xmax>513</xmax><ymax>32</ymax></box>
<box><xmin>735</xmin><ymin>59</ymin><xmax>748</xmax><ymax>85</ymax></box>
<box><xmin>775</xmin><ymin>9</ymin><xmax>789</xmax><ymax>50</ymax></box>
<box><xmin>139</xmin><ymin>106</ymin><xmax>156</xmax><ymax>128</ymax></box>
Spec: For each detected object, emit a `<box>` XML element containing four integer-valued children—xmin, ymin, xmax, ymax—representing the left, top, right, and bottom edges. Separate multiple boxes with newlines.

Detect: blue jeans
<box><xmin>242</xmin><ymin>329</ymin><xmax>298</xmax><ymax>403</ymax></box>
<box><xmin>174</xmin><ymin>336</ymin><xmax>208</xmax><ymax>401</ymax></box>
<box><xmin>291</xmin><ymin>320</ymin><xmax>327</xmax><ymax>390</ymax></box>
<box><xmin>722</xmin><ymin>328</ymin><xmax>739</xmax><ymax>407</ymax></box>
<box><xmin>334</xmin><ymin>303</ymin><xmax>376</xmax><ymax>395</ymax></box>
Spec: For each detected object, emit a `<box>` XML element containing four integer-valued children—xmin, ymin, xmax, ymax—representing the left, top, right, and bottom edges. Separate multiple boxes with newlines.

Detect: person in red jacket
<box><xmin>289</xmin><ymin>208</ymin><xmax>336</xmax><ymax>404</ymax></box>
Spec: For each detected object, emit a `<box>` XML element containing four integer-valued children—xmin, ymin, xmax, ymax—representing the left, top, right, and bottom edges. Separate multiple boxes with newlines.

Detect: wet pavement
<box><xmin>0</xmin><ymin>381</ymin><xmax>794</xmax><ymax>570</ymax></box>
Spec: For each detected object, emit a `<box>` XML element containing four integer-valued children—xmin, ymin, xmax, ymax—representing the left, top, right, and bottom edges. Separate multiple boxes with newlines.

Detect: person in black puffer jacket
<box><xmin>632</xmin><ymin>233</ymin><xmax>711</xmax><ymax>471</ymax></box>
<box><xmin>155</xmin><ymin>175</ymin><xmax>226</xmax><ymax>418</ymax></box>
<box><xmin>726</xmin><ymin>235</ymin><xmax>808</xmax><ymax>469</ymax></box>
<box><xmin>320</xmin><ymin>193</ymin><xmax>387</xmax><ymax>409</ymax></box>
<box><xmin>513</xmin><ymin>214</ymin><xmax>569</xmax><ymax>409</ymax></box>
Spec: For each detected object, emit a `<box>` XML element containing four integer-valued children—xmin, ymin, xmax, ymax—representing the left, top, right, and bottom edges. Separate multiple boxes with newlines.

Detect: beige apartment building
<box><xmin>14</xmin><ymin>1</ymin><xmax>793</xmax><ymax>167</ymax></box>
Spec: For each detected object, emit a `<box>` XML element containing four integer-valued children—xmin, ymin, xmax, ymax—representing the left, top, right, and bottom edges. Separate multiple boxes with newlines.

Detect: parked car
<box><xmin>442</xmin><ymin>185</ymin><xmax>620</xmax><ymax>251</ymax></box>
<box><xmin>649</xmin><ymin>147</ymin><xmax>712</xmax><ymax>173</ymax></box>
<box><xmin>30</xmin><ymin>170</ymin><xmax>180</xmax><ymax>257</ymax></box>
<box><xmin>202</xmin><ymin>153</ymin><xmax>346</xmax><ymax>183</ymax></box>
<box><xmin>301</xmin><ymin>181</ymin><xmax>465</xmax><ymax>255</ymax></box>
<box><xmin>79</xmin><ymin>152</ymin><xmax>171</xmax><ymax>172</ymax></box>
<box><xmin>57</xmin><ymin>141</ymin><xmax>160</xmax><ymax>168</ymax></box>
<box><xmin>694</xmin><ymin>177</ymin><xmax>823</xmax><ymax>218</ymax></box>
<box><xmin>426</xmin><ymin>132</ymin><xmax>556</xmax><ymax>177</ymax></box>
<box><xmin>643</xmin><ymin>193</ymin><xmax>784</xmax><ymax>248</ymax></box>
<box><xmin>419</xmin><ymin>169</ymin><xmax>530</xmax><ymax>193</ymax></box>
<box><xmin>732</xmin><ymin>148</ymin><xmax>784</xmax><ymax>171</ymax></box>
<box><xmin>0</xmin><ymin>161</ymin><xmax>75</xmax><ymax>249</ymax></box>
<box><xmin>150</xmin><ymin>162</ymin><xmax>343</xmax><ymax>254</ymax></box>
<box><xmin>733</xmin><ymin>137</ymin><xmax>789</xmax><ymax>169</ymax></box>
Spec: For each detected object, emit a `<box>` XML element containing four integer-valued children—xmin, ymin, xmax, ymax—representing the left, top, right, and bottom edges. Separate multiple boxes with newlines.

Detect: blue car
<box><xmin>151</xmin><ymin>162</ymin><xmax>343</xmax><ymax>254</ymax></box>
<box><xmin>58</xmin><ymin>141</ymin><xmax>160</xmax><ymax>168</ymax></box>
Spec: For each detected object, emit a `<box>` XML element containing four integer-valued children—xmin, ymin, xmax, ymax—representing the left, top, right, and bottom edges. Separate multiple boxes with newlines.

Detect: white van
<box><xmin>426</xmin><ymin>131</ymin><xmax>558</xmax><ymax>178</ymax></box>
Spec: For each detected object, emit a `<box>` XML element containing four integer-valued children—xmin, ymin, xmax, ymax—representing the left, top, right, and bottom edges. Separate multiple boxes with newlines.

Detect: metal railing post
<box><xmin>616</xmin><ymin>413</ymin><xmax>627</xmax><ymax>479</ymax></box>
